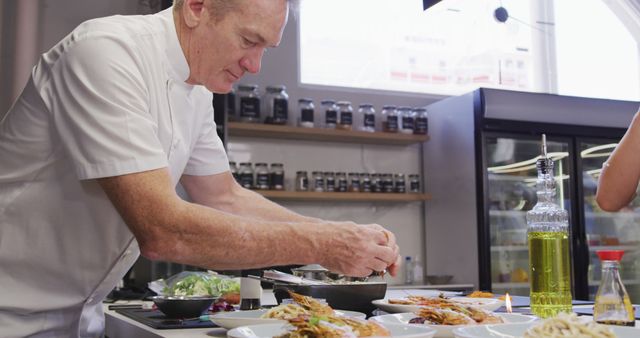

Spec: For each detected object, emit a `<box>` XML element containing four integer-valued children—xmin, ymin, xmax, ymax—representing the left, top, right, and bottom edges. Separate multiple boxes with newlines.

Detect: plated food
<box><xmin>226</xmin><ymin>322</ymin><xmax>437</xmax><ymax>338</ymax></box>
<box><xmin>371</xmin><ymin>312</ymin><xmax>537</xmax><ymax>338</ymax></box>
<box><xmin>523</xmin><ymin>312</ymin><xmax>614</xmax><ymax>338</ymax></box>
<box><xmin>231</xmin><ymin>291</ymin><xmax>400</xmax><ymax>337</ymax></box>
<box><xmin>373</xmin><ymin>296</ymin><xmax>503</xmax><ymax>313</ymax></box>
<box><xmin>210</xmin><ymin>308</ymin><xmax>366</xmax><ymax>330</ymax></box>
<box><xmin>453</xmin><ymin>320</ymin><xmax>640</xmax><ymax>338</ymax></box>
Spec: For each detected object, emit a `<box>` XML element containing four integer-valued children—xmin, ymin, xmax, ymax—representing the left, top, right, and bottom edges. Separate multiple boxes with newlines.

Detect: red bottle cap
<box><xmin>596</xmin><ymin>250</ymin><xmax>625</xmax><ymax>261</ymax></box>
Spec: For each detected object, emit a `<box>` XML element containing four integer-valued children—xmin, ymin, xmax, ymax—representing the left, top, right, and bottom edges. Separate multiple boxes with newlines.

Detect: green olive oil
<box><xmin>526</xmin><ymin>135</ymin><xmax>573</xmax><ymax>318</ymax></box>
<box><xmin>528</xmin><ymin>230</ymin><xmax>573</xmax><ymax>318</ymax></box>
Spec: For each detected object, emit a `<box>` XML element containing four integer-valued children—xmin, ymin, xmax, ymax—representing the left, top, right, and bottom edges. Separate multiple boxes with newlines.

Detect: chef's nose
<box><xmin>240</xmin><ymin>49</ymin><xmax>264</xmax><ymax>74</ymax></box>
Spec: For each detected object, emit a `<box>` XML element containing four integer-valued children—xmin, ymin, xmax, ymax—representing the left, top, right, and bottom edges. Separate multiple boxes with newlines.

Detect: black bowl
<box><xmin>152</xmin><ymin>296</ymin><xmax>215</xmax><ymax>318</ymax></box>
<box><xmin>273</xmin><ymin>282</ymin><xmax>386</xmax><ymax>316</ymax></box>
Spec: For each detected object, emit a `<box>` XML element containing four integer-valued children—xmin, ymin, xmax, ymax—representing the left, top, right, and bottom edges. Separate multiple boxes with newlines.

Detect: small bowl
<box><xmin>425</xmin><ymin>274</ymin><xmax>453</xmax><ymax>285</ymax></box>
<box><xmin>152</xmin><ymin>296</ymin><xmax>215</xmax><ymax>318</ymax></box>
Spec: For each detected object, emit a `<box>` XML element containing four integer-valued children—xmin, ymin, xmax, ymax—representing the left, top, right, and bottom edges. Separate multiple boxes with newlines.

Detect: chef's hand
<box><xmin>317</xmin><ymin>222</ymin><xmax>400</xmax><ymax>277</ymax></box>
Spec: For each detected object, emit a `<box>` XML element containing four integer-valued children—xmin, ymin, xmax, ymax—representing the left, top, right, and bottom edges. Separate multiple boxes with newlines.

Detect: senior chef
<box><xmin>0</xmin><ymin>0</ymin><xmax>400</xmax><ymax>336</ymax></box>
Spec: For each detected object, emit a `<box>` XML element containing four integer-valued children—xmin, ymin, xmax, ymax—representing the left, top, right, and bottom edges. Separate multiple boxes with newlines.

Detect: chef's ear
<box><xmin>182</xmin><ymin>0</ymin><xmax>206</xmax><ymax>28</ymax></box>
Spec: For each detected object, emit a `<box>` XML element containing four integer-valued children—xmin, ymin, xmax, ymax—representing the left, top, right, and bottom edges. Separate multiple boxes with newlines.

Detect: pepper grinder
<box><xmin>240</xmin><ymin>277</ymin><xmax>262</xmax><ymax>310</ymax></box>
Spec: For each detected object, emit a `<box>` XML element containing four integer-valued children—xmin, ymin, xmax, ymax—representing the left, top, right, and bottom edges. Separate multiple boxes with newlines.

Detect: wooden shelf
<box><xmin>227</xmin><ymin>122</ymin><xmax>429</xmax><ymax>145</ymax></box>
<box><xmin>255</xmin><ymin>190</ymin><xmax>431</xmax><ymax>202</ymax></box>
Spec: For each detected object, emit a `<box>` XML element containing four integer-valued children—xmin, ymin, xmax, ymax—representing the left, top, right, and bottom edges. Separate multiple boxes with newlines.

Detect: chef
<box><xmin>0</xmin><ymin>0</ymin><xmax>400</xmax><ymax>336</ymax></box>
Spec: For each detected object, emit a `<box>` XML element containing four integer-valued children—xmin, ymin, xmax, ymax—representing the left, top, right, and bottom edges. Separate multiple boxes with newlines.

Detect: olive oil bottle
<box><xmin>526</xmin><ymin>134</ymin><xmax>572</xmax><ymax>318</ymax></box>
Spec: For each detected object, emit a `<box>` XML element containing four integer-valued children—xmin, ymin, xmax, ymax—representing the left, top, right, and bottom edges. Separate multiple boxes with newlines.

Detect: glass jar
<box><xmin>381</xmin><ymin>105</ymin><xmax>399</xmax><ymax>133</ymax></box>
<box><xmin>361</xmin><ymin>173</ymin><xmax>371</xmax><ymax>192</ymax></box>
<box><xmin>312</xmin><ymin>171</ymin><xmax>325</xmax><ymax>192</ymax></box>
<box><xmin>413</xmin><ymin>107</ymin><xmax>428</xmax><ymax>135</ymax></box>
<box><xmin>255</xmin><ymin>163</ymin><xmax>270</xmax><ymax>190</ymax></box>
<box><xmin>382</xmin><ymin>173</ymin><xmax>394</xmax><ymax>193</ymax></box>
<box><xmin>263</xmin><ymin>85</ymin><xmax>288</xmax><ymax>125</ymax></box>
<box><xmin>324</xmin><ymin>171</ymin><xmax>336</xmax><ymax>192</ymax></box>
<box><xmin>336</xmin><ymin>101</ymin><xmax>353</xmax><ymax>130</ymax></box>
<box><xmin>238</xmin><ymin>162</ymin><xmax>254</xmax><ymax>189</ymax></box>
<box><xmin>295</xmin><ymin>171</ymin><xmax>309</xmax><ymax>191</ymax></box>
<box><xmin>321</xmin><ymin>100</ymin><xmax>338</xmax><ymax>129</ymax></box>
<box><xmin>229</xmin><ymin>161</ymin><xmax>239</xmax><ymax>183</ymax></box>
<box><xmin>227</xmin><ymin>87</ymin><xmax>237</xmax><ymax>121</ymax></box>
<box><xmin>348</xmin><ymin>172</ymin><xmax>361</xmax><ymax>192</ymax></box>
<box><xmin>238</xmin><ymin>84</ymin><xmax>261</xmax><ymax>123</ymax></box>
<box><xmin>372</xmin><ymin>173</ymin><xmax>383</xmax><ymax>193</ymax></box>
<box><xmin>398</xmin><ymin>106</ymin><xmax>415</xmax><ymax>134</ymax></box>
<box><xmin>358</xmin><ymin>104</ymin><xmax>376</xmax><ymax>132</ymax></box>
<box><xmin>336</xmin><ymin>172</ymin><xmax>348</xmax><ymax>192</ymax></box>
<box><xmin>270</xmin><ymin>163</ymin><xmax>285</xmax><ymax>190</ymax></box>
<box><xmin>394</xmin><ymin>173</ymin><xmax>406</xmax><ymax>193</ymax></box>
<box><xmin>409</xmin><ymin>174</ymin><xmax>421</xmax><ymax>193</ymax></box>
<box><xmin>298</xmin><ymin>98</ymin><xmax>315</xmax><ymax>128</ymax></box>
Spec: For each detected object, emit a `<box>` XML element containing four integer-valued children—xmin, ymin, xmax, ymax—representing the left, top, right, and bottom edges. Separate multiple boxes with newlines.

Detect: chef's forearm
<box><xmin>142</xmin><ymin>200</ymin><xmax>322</xmax><ymax>269</ymax></box>
<box><xmin>597</xmin><ymin>110</ymin><xmax>640</xmax><ymax>210</ymax></box>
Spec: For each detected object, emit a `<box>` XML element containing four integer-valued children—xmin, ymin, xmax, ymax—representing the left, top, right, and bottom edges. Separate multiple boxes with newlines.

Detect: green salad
<box><xmin>162</xmin><ymin>272</ymin><xmax>240</xmax><ymax>297</ymax></box>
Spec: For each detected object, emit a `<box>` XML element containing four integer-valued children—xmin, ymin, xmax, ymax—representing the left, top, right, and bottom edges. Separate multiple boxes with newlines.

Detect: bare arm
<box><xmin>180</xmin><ymin>172</ymin><xmax>321</xmax><ymax>223</ymax></box>
<box><xmin>97</xmin><ymin>168</ymin><xmax>397</xmax><ymax>276</ymax></box>
<box><xmin>596</xmin><ymin>110</ymin><xmax>640</xmax><ymax>211</ymax></box>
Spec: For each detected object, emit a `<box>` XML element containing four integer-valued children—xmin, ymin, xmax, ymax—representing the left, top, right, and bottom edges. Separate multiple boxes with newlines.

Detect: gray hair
<box><xmin>172</xmin><ymin>0</ymin><xmax>298</xmax><ymax>21</ymax></box>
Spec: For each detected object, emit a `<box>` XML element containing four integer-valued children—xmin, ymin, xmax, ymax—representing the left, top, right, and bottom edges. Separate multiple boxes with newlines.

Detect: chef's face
<box><xmin>184</xmin><ymin>0</ymin><xmax>288</xmax><ymax>93</ymax></box>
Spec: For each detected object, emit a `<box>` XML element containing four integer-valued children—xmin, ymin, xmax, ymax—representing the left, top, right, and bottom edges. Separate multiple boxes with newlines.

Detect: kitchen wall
<box><xmin>0</xmin><ymin>0</ymin><xmax>149</xmax><ymax>118</ymax></box>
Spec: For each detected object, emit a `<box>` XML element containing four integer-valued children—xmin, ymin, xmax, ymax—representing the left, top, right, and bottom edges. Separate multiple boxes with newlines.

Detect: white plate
<box><xmin>452</xmin><ymin>322</ymin><xmax>640</xmax><ymax>338</ymax></box>
<box><xmin>370</xmin><ymin>312</ymin><xmax>537</xmax><ymax>338</ymax></box>
<box><xmin>372</xmin><ymin>298</ymin><xmax>504</xmax><ymax>314</ymax></box>
<box><xmin>227</xmin><ymin>322</ymin><xmax>437</xmax><ymax>338</ymax></box>
<box><xmin>448</xmin><ymin>298</ymin><xmax>505</xmax><ymax>312</ymax></box>
<box><xmin>211</xmin><ymin>308</ymin><xmax>366</xmax><ymax>330</ymax></box>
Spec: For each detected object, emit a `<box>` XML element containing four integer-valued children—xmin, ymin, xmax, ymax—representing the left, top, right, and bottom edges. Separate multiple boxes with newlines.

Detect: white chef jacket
<box><xmin>0</xmin><ymin>8</ymin><xmax>229</xmax><ymax>337</ymax></box>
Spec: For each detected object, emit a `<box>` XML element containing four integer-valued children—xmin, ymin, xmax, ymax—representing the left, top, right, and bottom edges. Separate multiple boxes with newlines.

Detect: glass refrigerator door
<box><xmin>580</xmin><ymin>140</ymin><xmax>640</xmax><ymax>302</ymax></box>
<box><xmin>485</xmin><ymin>135</ymin><xmax>572</xmax><ymax>296</ymax></box>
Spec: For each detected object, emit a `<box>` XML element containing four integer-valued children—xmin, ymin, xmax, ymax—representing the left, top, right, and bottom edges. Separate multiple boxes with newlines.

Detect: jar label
<box><xmin>373</xmin><ymin>179</ymin><xmax>383</xmax><ymax>193</ymax></box>
<box><xmin>338</xmin><ymin>178</ymin><xmax>348</xmax><ymax>192</ymax></box>
<box><xmin>415</xmin><ymin>117</ymin><xmax>428</xmax><ymax>134</ymax></box>
<box><xmin>326</xmin><ymin>178</ymin><xmax>335</xmax><ymax>191</ymax></box>
<box><xmin>256</xmin><ymin>173</ymin><xmax>270</xmax><ymax>189</ymax></box>
<box><xmin>240</xmin><ymin>97</ymin><xmax>260</xmax><ymax>118</ymax></box>
<box><xmin>385</xmin><ymin>116</ymin><xmax>399</xmax><ymax>131</ymax></box>
<box><xmin>410</xmin><ymin>181</ymin><xmax>420</xmax><ymax>192</ymax></box>
<box><xmin>297</xmin><ymin>177</ymin><xmax>309</xmax><ymax>191</ymax></box>
<box><xmin>314</xmin><ymin>178</ymin><xmax>325</xmax><ymax>191</ymax></box>
<box><xmin>240</xmin><ymin>173</ymin><xmax>254</xmax><ymax>188</ymax></box>
<box><xmin>362</xmin><ymin>180</ymin><xmax>372</xmax><ymax>192</ymax></box>
<box><xmin>383</xmin><ymin>179</ymin><xmax>394</xmax><ymax>193</ymax></box>
<box><xmin>402</xmin><ymin>116</ymin><xmax>415</xmax><ymax>130</ymax></box>
<box><xmin>340</xmin><ymin>112</ymin><xmax>353</xmax><ymax>125</ymax></box>
<box><xmin>395</xmin><ymin>181</ymin><xmax>406</xmax><ymax>193</ymax></box>
<box><xmin>301</xmin><ymin>109</ymin><xmax>314</xmax><ymax>123</ymax></box>
<box><xmin>326</xmin><ymin>110</ymin><xmax>338</xmax><ymax>124</ymax></box>
<box><xmin>364</xmin><ymin>114</ymin><xmax>375</xmax><ymax>128</ymax></box>
<box><xmin>271</xmin><ymin>173</ymin><xmax>285</xmax><ymax>189</ymax></box>
<box><xmin>273</xmin><ymin>98</ymin><xmax>288</xmax><ymax>121</ymax></box>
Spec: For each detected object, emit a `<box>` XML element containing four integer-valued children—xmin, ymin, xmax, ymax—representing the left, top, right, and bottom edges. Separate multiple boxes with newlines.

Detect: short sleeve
<box><xmin>183</xmin><ymin>103</ymin><xmax>230</xmax><ymax>176</ymax></box>
<box><xmin>42</xmin><ymin>34</ymin><xmax>168</xmax><ymax>180</ymax></box>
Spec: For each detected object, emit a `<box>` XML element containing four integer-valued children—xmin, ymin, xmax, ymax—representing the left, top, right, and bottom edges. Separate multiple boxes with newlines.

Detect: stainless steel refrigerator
<box><xmin>423</xmin><ymin>88</ymin><xmax>640</xmax><ymax>301</ymax></box>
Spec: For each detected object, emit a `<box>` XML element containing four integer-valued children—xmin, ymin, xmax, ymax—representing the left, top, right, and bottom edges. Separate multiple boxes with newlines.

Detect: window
<box><xmin>299</xmin><ymin>0</ymin><xmax>640</xmax><ymax>101</ymax></box>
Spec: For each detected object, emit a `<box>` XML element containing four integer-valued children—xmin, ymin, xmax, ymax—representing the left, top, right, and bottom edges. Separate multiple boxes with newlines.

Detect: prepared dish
<box><xmin>524</xmin><ymin>312</ymin><xmax>615</xmax><ymax>338</ymax></box>
<box><xmin>268</xmin><ymin>291</ymin><xmax>390</xmax><ymax>337</ymax></box>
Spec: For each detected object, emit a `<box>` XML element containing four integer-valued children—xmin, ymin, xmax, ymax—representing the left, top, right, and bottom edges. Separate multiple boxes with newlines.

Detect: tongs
<box><xmin>248</xmin><ymin>269</ymin><xmax>330</xmax><ymax>285</ymax></box>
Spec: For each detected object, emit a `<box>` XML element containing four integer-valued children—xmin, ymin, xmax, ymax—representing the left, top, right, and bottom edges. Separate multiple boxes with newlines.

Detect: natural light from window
<box><xmin>299</xmin><ymin>0</ymin><xmax>640</xmax><ymax>101</ymax></box>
